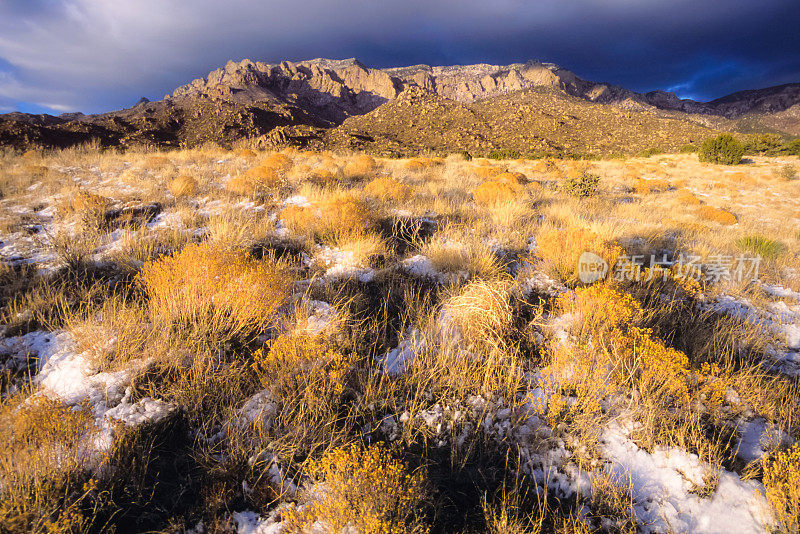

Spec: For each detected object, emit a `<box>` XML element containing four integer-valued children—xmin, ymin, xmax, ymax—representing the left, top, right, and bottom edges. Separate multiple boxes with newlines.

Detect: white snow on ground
<box><xmin>300</xmin><ymin>299</ymin><xmax>341</xmax><ymax>336</ymax></box>
<box><xmin>3</xmin><ymin>330</ymin><xmax>172</xmax><ymax>461</ymax></box>
<box><xmin>233</xmin><ymin>389</ymin><xmax>277</xmax><ymax>431</ymax></box>
<box><xmin>233</xmin><ymin>509</ymin><xmax>284</xmax><ymax>534</ymax></box>
<box><xmin>712</xmin><ymin>289</ymin><xmax>800</xmax><ymax>374</ymax></box>
<box><xmin>382</xmin><ymin>328</ymin><xmax>425</xmax><ymax>375</ymax></box>
<box><xmin>282</xmin><ymin>195</ymin><xmax>311</xmax><ymax>208</ymax></box>
<box><xmin>600</xmin><ymin>423</ymin><xmax>770</xmax><ymax>534</ymax></box>
<box><xmin>402</xmin><ymin>254</ymin><xmax>468</xmax><ymax>285</ymax></box>
<box><xmin>736</xmin><ymin>417</ymin><xmax>792</xmax><ymax>463</ymax></box>
<box><xmin>311</xmin><ymin>245</ymin><xmax>375</xmax><ymax>282</ymax></box>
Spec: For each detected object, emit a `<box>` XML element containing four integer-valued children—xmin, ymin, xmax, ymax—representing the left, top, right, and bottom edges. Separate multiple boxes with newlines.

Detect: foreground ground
<box><xmin>0</xmin><ymin>147</ymin><xmax>799</xmax><ymax>533</ymax></box>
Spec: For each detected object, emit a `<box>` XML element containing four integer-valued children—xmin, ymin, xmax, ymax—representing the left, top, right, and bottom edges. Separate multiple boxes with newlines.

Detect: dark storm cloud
<box><xmin>0</xmin><ymin>0</ymin><xmax>797</xmax><ymax>113</ymax></box>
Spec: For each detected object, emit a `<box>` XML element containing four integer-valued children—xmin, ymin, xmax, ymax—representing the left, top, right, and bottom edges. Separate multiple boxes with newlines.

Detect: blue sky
<box><xmin>1</xmin><ymin>0</ymin><xmax>798</xmax><ymax>115</ymax></box>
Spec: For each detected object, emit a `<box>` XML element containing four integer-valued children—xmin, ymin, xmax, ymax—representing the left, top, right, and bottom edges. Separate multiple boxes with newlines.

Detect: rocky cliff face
<box><xmin>2</xmin><ymin>57</ymin><xmax>798</xmax><ymax>151</ymax></box>
<box><xmin>166</xmin><ymin>57</ymin><xmax>800</xmax><ymax>122</ymax></box>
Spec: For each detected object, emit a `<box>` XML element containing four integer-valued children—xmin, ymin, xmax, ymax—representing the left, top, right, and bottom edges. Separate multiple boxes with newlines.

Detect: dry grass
<box><xmin>2</xmin><ymin>147</ymin><xmax>800</xmax><ymax>532</ymax></box>
<box><xmin>137</xmin><ymin>242</ymin><xmax>294</xmax><ymax>348</ymax></box>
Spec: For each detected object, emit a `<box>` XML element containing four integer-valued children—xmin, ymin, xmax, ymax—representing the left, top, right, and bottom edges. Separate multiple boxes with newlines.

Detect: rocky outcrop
<box><xmin>1</xmin><ymin>57</ymin><xmax>798</xmax><ymax>150</ymax></box>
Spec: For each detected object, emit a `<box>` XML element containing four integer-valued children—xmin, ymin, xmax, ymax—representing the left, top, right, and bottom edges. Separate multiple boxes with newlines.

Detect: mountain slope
<box><xmin>325</xmin><ymin>85</ymin><xmax>726</xmax><ymax>155</ymax></box>
<box><xmin>1</xmin><ymin>57</ymin><xmax>797</xmax><ymax>151</ymax></box>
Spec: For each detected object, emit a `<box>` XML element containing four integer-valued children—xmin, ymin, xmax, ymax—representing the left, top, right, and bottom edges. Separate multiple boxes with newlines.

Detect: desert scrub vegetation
<box><xmin>137</xmin><ymin>242</ymin><xmax>294</xmax><ymax>348</ymax></box>
<box><xmin>284</xmin><ymin>443</ymin><xmax>428</xmax><ymax>533</ymax></box>
<box><xmin>2</xmin><ymin>147</ymin><xmax>800</xmax><ymax>532</ymax></box>
<box><xmin>699</xmin><ymin>133</ymin><xmax>745</xmax><ymax>165</ymax></box>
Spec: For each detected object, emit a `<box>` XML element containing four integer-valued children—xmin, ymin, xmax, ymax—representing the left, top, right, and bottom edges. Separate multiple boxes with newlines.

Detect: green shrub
<box><xmin>488</xmin><ymin>148</ymin><xmax>521</xmax><ymax>160</ymax></box>
<box><xmin>637</xmin><ymin>147</ymin><xmax>663</xmax><ymax>158</ymax></box>
<box><xmin>776</xmin><ymin>164</ymin><xmax>798</xmax><ymax>181</ymax></box>
<box><xmin>561</xmin><ymin>171</ymin><xmax>600</xmax><ymax>198</ymax></box>
<box><xmin>678</xmin><ymin>144</ymin><xmax>698</xmax><ymax>154</ymax></box>
<box><xmin>743</xmin><ymin>134</ymin><xmax>783</xmax><ymax>155</ymax></box>
<box><xmin>735</xmin><ymin>235</ymin><xmax>785</xmax><ymax>260</ymax></box>
<box><xmin>699</xmin><ymin>134</ymin><xmax>744</xmax><ymax>165</ymax></box>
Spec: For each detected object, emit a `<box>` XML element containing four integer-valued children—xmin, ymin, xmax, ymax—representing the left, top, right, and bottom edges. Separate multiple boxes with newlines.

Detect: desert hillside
<box><xmin>2</xmin><ymin>58</ymin><xmax>798</xmax><ymax>153</ymax></box>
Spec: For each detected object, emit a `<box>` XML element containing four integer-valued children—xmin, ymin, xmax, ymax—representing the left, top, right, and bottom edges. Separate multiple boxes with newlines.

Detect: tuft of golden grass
<box><xmin>343</xmin><ymin>154</ymin><xmax>377</xmax><ymax>180</ymax></box>
<box><xmin>443</xmin><ymin>278</ymin><xmax>514</xmax><ymax>353</ymax></box>
<box><xmin>364</xmin><ymin>176</ymin><xmax>412</xmax><ymax>202</ymax></box>
<box><xmin>136</xmin><ymin>242</ymin><xmax>293</xmax><ymax>348</ymax></box>
<box><xmin>472</xmin><ymin>180</ymin><xmax>523</xmax><ymax>206</ymax></box>
<box><xmin>167</xmin><ymin>173</ymin><xmax>198</xmax><ymax>197</ymax></box>
<box><xmin>697</xmin><ymin>205</ymin><xmax>737</xmax><ymax>225</ymax></box>
<box><xmin>537</xmin><ymin>226</ymin><xmax>622</xmax><ymax>285</ymax></box>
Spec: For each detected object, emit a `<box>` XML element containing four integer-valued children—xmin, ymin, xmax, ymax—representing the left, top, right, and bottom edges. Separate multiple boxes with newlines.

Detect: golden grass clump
<box><xmin>65</xmin><ymin>190</ymin><xmax>111</xmax><ymax>215</ymax></box>
<box><xmin>697</xmin><ymin>205</ymin><xmax>737</xmax><ymax>225</ymax></box>
<box><xmin>144</xmin><ymin>155</ymin><xmax>170</xmax><ymax>168</ymax></box>
<box><xmin>309</xmin><ymin>168</ymin><xmax>339</xmax><ymax>187</ymax></box>
<box><xmin>762</xmin><ymin>444</ymin><xmax>800</xmax><ymax>533</ymax></box>
<box><xmin>236</xmin><ymin>148</ymin><xmax>257</xmax><ymax>158</ymax></box>
<box><xmin>167</xmin><ymin>173</ymin><xmax>198</xmax><ymax>197</ymax></box>
<box><xmin>343</xmin><ymin>154</ymin><xmax>377</xmax><ymax>180</ymax></box>
<box><xmin>364</xmin><ymin>176</ymin><xmax>412</xmax><ymax>202</ymax></box>
<box><xmin>263</xmin><ymin>152</ymin><xmax>293</xmax><ymax>171</ymax></box>
<box><xmin>472</xmin><ymin>180</ymin><xmax>522</xmax><ymax>206</ymax></box>
<box><xmin>472</xmin><ymin>165</ymin><xmax>505</xmax><ymax>180</ymax></box>
<box><xmin>280</xmin><ymin>194</ymin><xmax>375</xmax><ymax>242</ymax></box>
<box><xmin>404</xmin><ymin>159</ymin><xmax>426</xmax><ymax>172</ymax></box>
<box><xmin>633</xmin><ymin>178</ymin><xmax>669</xmax><ymax>194</ymax></box>
<box><xmin>537</xmin><ymin>227</ymin><xmax>623</xmax><ymax>285</ymax></box>
<box><xmin>494</xmin><ymin>171</ymin><xmax>527</xmax><ymax>185</ymax></box>
<box><xmin>676</xmin><ymin>189</ymin><xmax>702</xmax><ymax>205</ymax></box>
<box><xmin>136</xmin><ymin>242</ymin><xmax>293</xmax><ymax>347</ymax></box>
<box><xmin>245</xmin><ymin>165</ymin><xmax>282</xmax><ymax>188</ymax></box>
<box><xmin>284</xmin><ymin>443</ymin><xmax>428</xmax><ymax>534</ymax></box>
<box><xmin>443</xmin><ymin>278</ymin><xmax>513</xmax><ymax>352</ymax></box>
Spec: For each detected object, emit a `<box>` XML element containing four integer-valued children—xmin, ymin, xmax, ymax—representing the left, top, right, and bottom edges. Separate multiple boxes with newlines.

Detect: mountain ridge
<box><xmin>1</xmin><ymin>57</ymin><xmax>798</xmax><ymax>152</ymax></box>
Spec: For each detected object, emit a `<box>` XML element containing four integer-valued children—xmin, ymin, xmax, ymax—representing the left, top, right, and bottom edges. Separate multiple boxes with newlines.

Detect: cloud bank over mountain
<box><xmin>0</xmin><ymin>0</ymin><xmax>798</xmax><ymax>113</ymax></box>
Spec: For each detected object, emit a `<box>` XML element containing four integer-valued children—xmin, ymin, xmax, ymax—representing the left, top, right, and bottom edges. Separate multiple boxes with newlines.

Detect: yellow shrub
<box><xmin>364</xmin><ymin>177</ymin><xmax>412</xmax><ymax>202</ymax></box>
<box><xmin>676</xmin><ymin>189</ymin><xmax>701</xmax><ymax>205</ymax></box>
<box><xmin>281</xmin><ymin>194</ymin><xmax>375</xmax><ymax>241</ymax></box>
<box><xmin>537</xmin><ymin>227</ymin><xmax>622</xmax><ymax>285</ymax></box>
<box><xmin>404</xmin><ymin>159</ymin><xmax>426</xmax><ymax>172</ymax></box>
<box><xmin>263</xmin><ymin>152</ymin><xmax>292</xmax><ymax>171</ymax></box>
<box><xmin>472</xmin><ymin>181</ymin><xmax>521</xmax><ymax>206</ymax></box>
<box><xmin>697</xmin><ymin>205</ymin><xmax>737</xmax><ymax>225</ymax></box>
<box><xmin>252</xmin><ymin>334</ymin><xmax>356</xmax><ymax>402</ymax></box>
<box><xmin>309</xmin><ymin>168</ymin><xmax>339</xmax><ymax>187</ymax></box>
<box><xmin>555</xmin><ymin>285</ymin><xmax>691</xmax><ymax>403</ymax></box>
<box><xmin>136</xmin><ymin>242</ymin><xmax>293</xmax><ymax>347</ymax></box>
<box><xmin>245</xmin><ymin>165</ymin><xmax>282</xmax><ymax>188</ymax></box>
<box><xmin>344</xmin><ymin>155</ymin><xmax>377</xmax><ymax>179</ymax></box>
<box><xmin>473</xmin><ymin>166</ymin><xmax>505</xmax><ymax>180</ymax></box>
<box><xmin>168</xmin><ymin>174</ymin><xmax>198</xmax><ymax>197</ymax></box>
<box><xmin>237</xmin><ymin>148</ymin><xmax>257</xmax><ymax>158</ymax></box>
<box><xmin>762</xmin><ymin>444</ymin><xmax>800</xmax><ymax>533</ymax></box>
<box><xmin>633</xmin><ymin>178</ymin><xmax>669</xmax><ymax>194</ymax></box>
<box><xmin>285</xmin><ymin>443</ymin><xmax>428</xmax><ymax>534</ymax></box>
